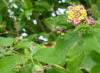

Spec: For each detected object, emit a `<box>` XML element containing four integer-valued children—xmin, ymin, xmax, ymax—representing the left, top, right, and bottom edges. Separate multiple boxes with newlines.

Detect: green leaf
<box><xmin>25</xmin><ymin>49</ymin><xmax>31</xmax><ymax>59</ymax></box>
<box><xmin>24</xmin><ymin>9</ymin><xmax>33</xmax><ymax>19</ymax></box>
<box><xmin>83</xmin><ymin>29</ymin><xmax>100</xmax><ymax>54</ymax></box>
<box><xmin>91</xmin><ymin>4</ymin><xmax>100</xmax><ymax>20</ymax></box>
<box><xmin>80</xmin><ymin>56</ymin><xmax>96</xmax><ymax>72</ymax></box>
<box><xmin>43</xmin><ymin>0</ymin><xmax>58</xmax><ymax>5</ymax></box>
<box><xmin>44</xmin><ymin>14</ymin><xmax>70</xmax><ymax>31</ymax></box>
<box><xmin>66</xmin><ymin>40</ymin><xmax>85</xmax><ymax>73</ymax></box>
<box><xmin>0</xmin><ymin>16</ymin><xmax>2</xmax><ymax>24</ymax></box>
<box><xmin>96</xmin><ymin>0</ymin><xmax>100</xmax><ymax>7</ymax></box>
<box><xmin>95</xmin><ymin>19</ymin><xmax>100</xmax><ymax>29</ymax></box>
<box><xmin>14</xmin><ymin>42</ymin><xmax>33</xmax><ymax>49</ymax></box>
<box><xmin>34</xmin><ymin>1</ymin><xmax>52</xmax><ymax>12</ymax></box>
<box><xmin>21</xmin><ymin>0</ymin><xmax>33</xmax><ymax>10</ymax></box>
<box><xmin>34</xmin><ymin>31</ymin><xmax>79</xmax><ymax>65</ymax></box>
<box><xmin>0</xmin><ymin>56</ymin><xmax>23</xmax><ymax>73</ymax></box>
<box><xmin>89</xmin><ymin>51</ymin><xmax>100</xmax><ymax>64</ymax></box>
<box><xmin>0</xmin><ymin>25</ymin><xmax>6</xmax><ymax>33</ymax></box>
<box><xmin>90</xmin><ymin>64</ymin><xmax>100</xmax><ymax>73</ymax></box>
<box><xmin>20</xmin><ymin>63</ymin><xmax>33</xmax><ymax>73</ymax></box>
<box><xmin>66</xmin><ymin>28</ymin><xmax>100</xmax><ymax>73</ymax></box>
<box><xmin>0</xmin><ymin>37</ymin><xmax>14</xmax><ymax>47</ymax></box>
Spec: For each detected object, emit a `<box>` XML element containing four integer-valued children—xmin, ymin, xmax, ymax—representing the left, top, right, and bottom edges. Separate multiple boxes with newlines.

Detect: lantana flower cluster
<box><xmin>66</xmin><ymin>5</ymin><xmax>94</xmax><ymax>26</ymax></box>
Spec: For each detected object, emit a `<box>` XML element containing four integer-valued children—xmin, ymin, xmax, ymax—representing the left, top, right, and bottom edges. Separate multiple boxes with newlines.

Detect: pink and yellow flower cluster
<box><xmin>66</xmin><ymin>5</ymin><xmax>94</xmax><ymax>26</ymax></box>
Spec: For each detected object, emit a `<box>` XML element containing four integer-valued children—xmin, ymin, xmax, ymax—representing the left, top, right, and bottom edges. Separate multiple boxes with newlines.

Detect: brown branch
<box><xmin>53</xmin><ymin>6</ymin><xmax>57</xmax><ymax>16</ymax></box>
<box><xmin>0</xmin><ymin>31</ymin><xmax>16</xmax><ymax>35</ymax></box>
<box><xmin>2</xmin><ymin>0</ymin><xmax>19</xmax><ymax>36</ymax></box>
<box><xmin>33</xmin><ymin>12</ymin><xmax>45</xmax><ymax>32</ymax></box>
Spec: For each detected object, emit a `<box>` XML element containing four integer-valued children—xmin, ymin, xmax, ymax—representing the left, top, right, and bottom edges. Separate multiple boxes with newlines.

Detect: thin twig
<box><xmin>0</xmin><ymin>31</ymin><xmax>16</xmax><ymax>35</ymax></box>
<box><xmin>2</xmin><ymin>0</ymin><xmax>19</xmax><ymax>36</ymax></box>
<box><xmin>78</xmin><ymin>32</ymin><xmax>82</xmax><ymax>38</ymax></box>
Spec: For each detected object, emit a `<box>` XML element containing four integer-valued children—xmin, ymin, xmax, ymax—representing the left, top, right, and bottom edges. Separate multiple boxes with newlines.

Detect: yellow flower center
<box><xmin>68</xmin><ymin>15</ymin><xmax>74</xmax><ymax>19</ymax></box>
<box><xmin>75</xmin><ymin>6</ymin><xmax>80</xmax><ymax>10</ymax></box>
<box><xmin>82</xmin><ymin>13</ymin><xmax>87</xmax><ymax>16</ymax></box>
<box><xmin>79</xmin><ymin>16</ymin><xmax>84</xmax><ymax>20</ymax></box>
<box><xmin>81</xmin><ymin>10</ymin><xmax>86</xmax><ymax>14</ymax></box>
<box><xmin>69</xmin><ymin>11</ymin><xmax>74</xmax><ymax>15</ymax></box>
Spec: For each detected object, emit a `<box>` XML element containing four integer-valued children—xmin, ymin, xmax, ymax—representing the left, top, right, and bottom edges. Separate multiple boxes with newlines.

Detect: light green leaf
<box><xmin>0</xmin><ymin>37</ymin><xmax>14</xmax><ymax>47</ymax></box>
<box><xmin>25</xmin><ymin>49</ymin><xmax>31</xmax><ymax>59</ymax></box>
<box><xmin>0</xmin><ymin>56</ymin><xmax>23</xmax><ymax>73</ymax></box>
<box><xmin>14</xmin><ymin>42</ymin><xmax>33</xmax><ymax>49</ymax></box>
<box><xmin>24</xmin><ymin>9</ymin><xmax>33</xmax><ymax>19</ymax></box>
